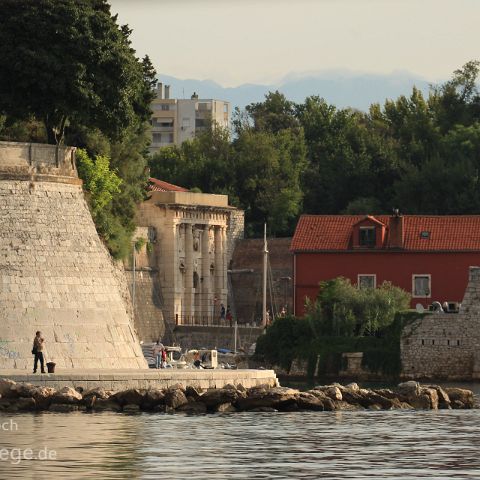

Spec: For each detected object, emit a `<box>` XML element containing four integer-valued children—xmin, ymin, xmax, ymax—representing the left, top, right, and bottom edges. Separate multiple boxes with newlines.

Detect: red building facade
<box><xmin>291</xmin><ymin>214</ymin><xmax>480</xmax><ymax>316</ymax></box>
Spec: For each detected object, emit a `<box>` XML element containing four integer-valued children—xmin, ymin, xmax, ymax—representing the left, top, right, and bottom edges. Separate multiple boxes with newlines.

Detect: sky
<box><xmin>109</xmin><ymin>0</ymin><xmax>479</xmax><ymax>87</ymax></box>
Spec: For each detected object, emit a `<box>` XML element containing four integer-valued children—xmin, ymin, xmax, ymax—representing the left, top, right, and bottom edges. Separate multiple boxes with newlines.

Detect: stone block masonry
<box><xmin>173</xmin><ymin>325</ymin><xmax>264</xmax><ymax>351</ymax></box>
<box><xmin>0</xmin><ymin>141</ymin><xmax>147</xmax><ymax>370</ymax></box>
<box><xmin>0</xmin><ymin>369</ymin><xmax>278</xmax><ymax>391</ymax></box>
<box><xmin>401</xmin><ymin>266</ymin><xmax>480</xmax><ymax>380</ymax></box>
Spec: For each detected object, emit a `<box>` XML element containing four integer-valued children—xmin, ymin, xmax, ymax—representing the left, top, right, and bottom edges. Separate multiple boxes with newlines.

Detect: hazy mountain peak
<box><xmin>157</xmin><ymin>70</ymin><xmax>438</xmax><ymax>111</ymax></box>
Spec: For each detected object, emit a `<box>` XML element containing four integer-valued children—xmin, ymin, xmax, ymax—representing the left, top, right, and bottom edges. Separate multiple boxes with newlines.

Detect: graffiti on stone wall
<box><xmin>0</xmin><ymin>339</ymin><xmax>20</xmax><ymax>359</ymax></box>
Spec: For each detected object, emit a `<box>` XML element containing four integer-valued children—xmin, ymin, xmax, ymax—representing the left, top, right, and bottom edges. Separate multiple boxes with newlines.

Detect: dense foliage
<box><xmin>0</xmin><ymin>0</ymin><xmax>156</xmax><ymax>145</ymax></box>
<box><xmin>151</xmin><ymin>61</ymin><xmax>480</xmax><ymax>237</ymax></box>
<box><xmin>256</xmin><ymin>278</ymin><xmax>412</xmax><ymax>376</ymax></box>
<box><xmin>305</xmin><ymin>277</ymin><xmax>411</xmax><ymax>337</ymax></box>
<box><xmin>0</xmin><ymin>0</ymin><xmax>156</xmax><ymax>258</ymax></box>
<box><xmin>149</xmin><ymin>112</ymin><xmax>306</xmax><ymax>237</ymax></box>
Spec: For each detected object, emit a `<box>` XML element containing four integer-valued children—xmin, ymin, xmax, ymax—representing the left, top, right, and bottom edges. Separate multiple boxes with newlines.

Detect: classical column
<box><xmin>202</xmin><ymin>226</ymin><xmax>212</xmax><ymax>320</ymax></box>
<box><xmin>214</xmin><ymin>226</ymin><xmax>223</xmax><ymax>318</ymax></box>
<box><xmin>221</xmin><ymin>226</ymin><xmax>228</xmax><ymax>304</ymax></box>
<box><xmin>184</xmin><ymin>223</ymin><xmax>194</xmax><ymax>322</ymax></box>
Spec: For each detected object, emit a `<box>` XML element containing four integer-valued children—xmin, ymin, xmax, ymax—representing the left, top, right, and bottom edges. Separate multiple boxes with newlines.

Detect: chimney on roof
<box><xmin>164</xmin><ymin>85</ymin><xmax>170</xmax><ymax>99</ymax></box>
<box><xmin>157</xmin><ymin>82</ymin><xmax>163</xmax><ymax>99</ymax></box>
<box><xmin>390</xmin><ymin>209</ymin><xmax>404</xmax><ymax>248</ymax></box>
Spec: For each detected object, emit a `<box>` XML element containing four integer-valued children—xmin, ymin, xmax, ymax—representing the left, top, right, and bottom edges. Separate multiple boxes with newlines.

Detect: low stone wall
<box><xmin>0</xmin><ymin>369</ymin><xmax>278</xmax><ymax>391</ymax></box>
<box><xmin>173</xmin><ymin>325</ymin><xmax>264</xmax><ymax>351</ymax></box>
<box><xmin>0</xmin><ymin>141</ymin><xmax>77</xmax><ymax>181</ymax></box>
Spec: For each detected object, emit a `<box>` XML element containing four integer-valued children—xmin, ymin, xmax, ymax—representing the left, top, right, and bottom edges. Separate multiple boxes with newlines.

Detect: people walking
<box><xmin>226</xmin><ymin>306</ymin><xmax>233</xmax><ymax>327</ymax></box>
<box><xmin>32</xmin><ymin>331</ymin><xmax>45</xmax><ymax>374</ymax></box>
<box><xmin>220</xmin><ymin>303</ymin><xmax>226</xmax><ymax>323</ymax></box>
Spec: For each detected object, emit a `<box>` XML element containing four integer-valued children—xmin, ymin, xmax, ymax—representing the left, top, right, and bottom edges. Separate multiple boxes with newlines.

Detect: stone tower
<box><xmin>0</xmin><ymin>141</ymin><xmax>147</xmax><ymax>370</ymax></box>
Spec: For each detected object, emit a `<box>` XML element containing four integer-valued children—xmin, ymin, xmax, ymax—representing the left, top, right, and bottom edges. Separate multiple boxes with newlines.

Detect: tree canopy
<box><xmin>149</xmin><ymin>110</ymin><xmax>307</xmax><ymax>237</ymax></box>
<box><xmin>0</xmin><ymin>0</ymin><xmax>156</xmax><ymax>144</ymax></box>
<box><xmin>150</xmin><ymin>62</ymin><xmax>480</xmax><ymax>237</ymax></box>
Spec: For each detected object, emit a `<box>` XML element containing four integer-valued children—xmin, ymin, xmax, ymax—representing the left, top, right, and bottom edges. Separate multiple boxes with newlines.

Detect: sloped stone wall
<box><xmin>401</xmin><ymin>266</ymin><xmax>480</xmax><ymax>380</ymax></box>
<box><xmin>125</xmin><ymin>268</ymin><xmax>166</xmax><ymax>343</ymax></box>
<box><xmin>0</xmin><ymin>141</ymin><xmax>147</xmax><ymax>370</ymax></box>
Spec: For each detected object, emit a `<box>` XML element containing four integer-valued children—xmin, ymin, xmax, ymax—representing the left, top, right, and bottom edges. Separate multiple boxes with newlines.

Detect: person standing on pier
<box><xmin>220</xmin><ymin>303</ymin><xmax>226</xmax><ymax>324</ymax></box>
<box><xmin>32</xmin><ymin>331</ymin><xmax>45</xmax><ymax>374</ymax></box>
<box><xmin>152</xmin><ymin>341</ymin><xmax>163</xmax><ymax>369</ymax></box>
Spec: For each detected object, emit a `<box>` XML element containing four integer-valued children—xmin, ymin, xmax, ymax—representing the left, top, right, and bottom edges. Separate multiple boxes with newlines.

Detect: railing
<box><xmin>175</xmin><ymin>314</ymin><xmax>262</xmax><ymax>328</ymax></box>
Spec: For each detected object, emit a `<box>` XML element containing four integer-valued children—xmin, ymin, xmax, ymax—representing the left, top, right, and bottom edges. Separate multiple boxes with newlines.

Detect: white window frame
<box><xmin>412</xmin><ymin>274</ymin><xmax>431</xmax><ymax>298</ymax></box>
<box><xmin>357</xmin><ymin>274</ymin><xmax>376</xmax><ymax>290</ymax></box>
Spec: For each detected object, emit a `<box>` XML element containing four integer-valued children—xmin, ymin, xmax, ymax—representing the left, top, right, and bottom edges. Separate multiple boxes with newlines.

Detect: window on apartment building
<box><xmin>182</xmin><ymin>118</ymin><xmax>190</xmax><ymax>129</ymax></box>
<box><xmin>195</xmin><ymin>118</ymin><xmax>207</xmax><ymax>128</ymax></box>
<box><xmin>358</xmin><ymin>274</ymin><xmax>376</xmax><ymax>290</ymax></box>
<box><xmin>168</xmin><ymin>133</ymin><xmax>174</xmax><ymax>143</ymax></box>
<box><xmin>413</xmin><ymin>275</ymin><xmax>431</xmax><ymax>297</ymax></box>
<box><xmin>161</xmin><ymin>104</ymin><xmax>169</xmax><ymax>111</ymax></box>
<box><xmin>152</xmin><ymin>133</ymin><xmax>161</xmax><ymax>144</ymax></box>
<box><xmin>359</xmin><ymin>227</ymin><xmax>376</xmax><ymax>247</ymax></box>
<box><xmin>160</xmin><ymin>121</ymin><xmax>173</xmax><ymax>128</ymax></box>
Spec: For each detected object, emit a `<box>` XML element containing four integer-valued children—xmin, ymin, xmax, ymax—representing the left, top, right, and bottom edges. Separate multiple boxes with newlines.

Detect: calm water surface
<box><xmin>1</xmin><ymin>409</ymin><xmax>480</xmax><ymax>479</ymax></box>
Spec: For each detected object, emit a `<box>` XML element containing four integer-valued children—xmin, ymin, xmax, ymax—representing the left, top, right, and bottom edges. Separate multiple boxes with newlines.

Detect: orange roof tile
<box><xmin>148</xmin><ymin>178</ymin><xmax>189</xmax><ymax>192</ymax></box>
<box><xmin>290</xmin><ymin>214</ymin><xmax>480</xmax><ymax>252</ymax></box>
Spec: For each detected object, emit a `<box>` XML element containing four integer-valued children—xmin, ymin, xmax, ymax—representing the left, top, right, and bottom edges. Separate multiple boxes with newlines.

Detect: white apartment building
<box><xmin>149</xmin><ymin>83</ymin><xmax>230</xmax><ymax>154</ymax></box>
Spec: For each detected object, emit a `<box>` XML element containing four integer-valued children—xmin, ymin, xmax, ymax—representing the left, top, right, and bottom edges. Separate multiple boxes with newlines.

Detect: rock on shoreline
<box><xmin>0</xmin><ymin>379</ymin><xmax>475</xmax><ymax>414</ymax></box>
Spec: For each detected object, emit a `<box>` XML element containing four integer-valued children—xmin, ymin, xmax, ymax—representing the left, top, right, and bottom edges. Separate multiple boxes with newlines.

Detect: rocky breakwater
<box><xmin>0</xmin><ymin>379</ymin><xmax>476</xmax><ymax>414</ymax></box>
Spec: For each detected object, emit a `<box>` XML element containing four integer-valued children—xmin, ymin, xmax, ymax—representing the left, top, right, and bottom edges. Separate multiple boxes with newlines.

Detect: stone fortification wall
<box><xmin>401</xmin><ymin>266</ymin><xmax>480</xmax><ymax>380</ymax></box>
<box><xmin>230</xmin><ymin>238</ymin><xmax>293</xmax><ymax>323</ymax></box>
<box><xmin>0</xmin><ymin>141</ymin><xmax>147</xmax><ymax>370</ymax></box>
<box><xmin>226</xmin><ymin>209</ymin><xmax>244</xmax><ymax>265</ymax></box>
<box><xmin>125</xmin><ymin>269</ymin><xmax>166</xmax><ymax>343</ymax></box>
<box><xmin>0</xmin><ymin>141</ymin><xmax>77</xmax><ymax>180</ymax></box>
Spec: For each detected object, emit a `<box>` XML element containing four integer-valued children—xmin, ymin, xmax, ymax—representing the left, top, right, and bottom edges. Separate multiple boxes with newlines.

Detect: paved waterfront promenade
<box><xmin>0</xmin><ymin>369</ymin><xmax>279</xmax><ymax>391</ymax></box>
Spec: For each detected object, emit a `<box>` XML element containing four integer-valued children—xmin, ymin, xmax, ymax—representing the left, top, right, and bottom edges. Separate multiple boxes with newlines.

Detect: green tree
<box><xmin>245</xmin><ymin>91</ymin><xmax>299</xmax><ymax>134</ymax></box>
<box><xmin>0</xmin><ymin>0</ymin><xmax>156</xmax><ymax>144</ymax></box>
<box><xmin>76</xmin><ymin>148</ymin><xmax>134</xmax><ymax>258</ymax></box>
<box><xmin>297</xmin><ymin>96</ymin><xmax>400</xmax><ymax>214</ymax></box>
<box><xmin>306</xmin><ymin>277</ymin><xmax>410</xmax><ymax>337</ymax></box>
<box><xmin>149</xmin><ymin>122</ymin><xmax>236</xmax><ymax>197</ymax></box>
<box><xmin>233</xmin><ymin>128</ymin><xmax>307</xmax><ymax>236</ymax></box>
<box><xmin>393</xmin><ymin>123</ymin><xmax>480</xmax><ymax>214</ymax></box>
<box><xmin>430</xmin><ymin>60</ymin><xmax>480</xmax><ymax>133</ymax></box>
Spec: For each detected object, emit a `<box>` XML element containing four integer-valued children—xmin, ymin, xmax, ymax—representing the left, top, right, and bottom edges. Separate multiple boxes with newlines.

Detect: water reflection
<box><xmin>1</xmin><ymin>410</ymin><xmax>480</xmax><ymax>479</ymax></box>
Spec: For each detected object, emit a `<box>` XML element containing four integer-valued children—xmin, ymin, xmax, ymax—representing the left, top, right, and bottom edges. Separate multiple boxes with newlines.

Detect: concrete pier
<box><xmin>0</xmin><ymin>368</ymin><xmax>278</xmax><ymax>391</ymax></box>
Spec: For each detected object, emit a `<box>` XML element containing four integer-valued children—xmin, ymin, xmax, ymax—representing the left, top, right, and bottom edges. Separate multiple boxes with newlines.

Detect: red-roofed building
<box><xmin>148</xmin><ymin>177</ymin><xmax>189</xmax><ymax>192</ymax></box>
<box><xmin>291</xmin><ymin>214</ymin><xmax>480</xmax><ymax>315</ymax></box>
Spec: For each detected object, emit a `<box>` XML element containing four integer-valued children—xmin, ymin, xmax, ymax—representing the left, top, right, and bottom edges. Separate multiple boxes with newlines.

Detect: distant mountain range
<box><xmin>157</xmin><ymin>70</ymin><xmax>438</xmax><ymax>112</ymax></box>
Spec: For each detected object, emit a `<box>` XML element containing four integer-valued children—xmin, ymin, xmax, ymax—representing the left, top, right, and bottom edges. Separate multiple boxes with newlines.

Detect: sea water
<box><xmin>1</xmin><ymin>409</ymin><xmax>480</xmax><ymax>479</ymax></box>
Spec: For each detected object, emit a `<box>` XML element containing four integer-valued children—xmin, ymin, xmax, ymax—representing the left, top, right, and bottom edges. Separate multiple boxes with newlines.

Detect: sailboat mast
<box><xmin>262</xmin><ymin>223</ymin><xmax>268</xmax><ymax>327</ymax></box>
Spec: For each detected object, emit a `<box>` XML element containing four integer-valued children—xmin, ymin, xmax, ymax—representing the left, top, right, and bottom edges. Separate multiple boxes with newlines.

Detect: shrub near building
<box><xmin>256</xmin><ymin>277</ymin><xmax>413</xmax><ymax>377</ymax></box>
